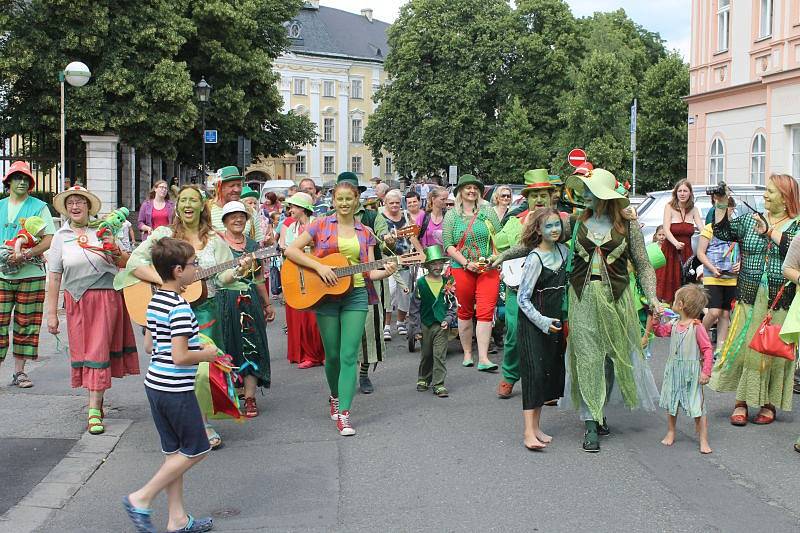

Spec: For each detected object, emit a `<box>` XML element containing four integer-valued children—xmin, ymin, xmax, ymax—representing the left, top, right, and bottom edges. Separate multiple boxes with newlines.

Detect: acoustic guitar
<box><xmin>123</xmin><ymin>246</ymin><xmax>280</xmax><ymax>326</ymax></box>
<box><xmin>281</xmin><ymin>251</ymin><xmax>425</xmax><ymax>310</ymax></box>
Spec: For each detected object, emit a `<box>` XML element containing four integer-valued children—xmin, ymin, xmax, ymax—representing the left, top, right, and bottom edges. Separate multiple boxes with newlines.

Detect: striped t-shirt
<box><xmin>145</xmin><ymin>290</ymin><xmax>202</xmax><ymax>393</ymax></box>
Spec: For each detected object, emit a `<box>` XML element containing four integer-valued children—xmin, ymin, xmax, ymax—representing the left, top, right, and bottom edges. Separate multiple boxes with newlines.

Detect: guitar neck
<box><xmin>332</xmin><ymin>256</ymin><xmax>397</xmax><ymax>278</ymax></box>
<box><xmin>193</xmin><ymin>248</ymin><xmax>276</xmax><ymax>281</ymax></box>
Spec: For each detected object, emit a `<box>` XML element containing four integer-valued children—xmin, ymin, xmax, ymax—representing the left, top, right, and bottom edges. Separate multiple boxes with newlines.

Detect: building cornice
<box><xmin>684</xmin><ymin>79</ymin><xmax>763</xmax><ymax>103</ymax></box>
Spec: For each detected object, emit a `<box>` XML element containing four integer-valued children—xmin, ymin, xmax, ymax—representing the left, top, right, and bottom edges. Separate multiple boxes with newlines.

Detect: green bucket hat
<box><xmin>646</xmin><ymin>242</ymin><xmax>666</xmax><ymax>270</ymax></box>
<box><xmin>240</xmin><ymin>185</ymin><xmax>259</xmax><ymax>199</ymax></box>
<box><xmin>217</xmin><ymin>165</ymin><xmax>244</xmax><ymax>183</ymax></box>
<box><xmin>565</xmin><ymin>168</ymin><xmax>629</xmax><ymax>208</ymax></box>
<box><xmin>423</xmin><ymin>245</ymin><xmax>447</xmax><ymax>265</ymax></box>
<box><xmin>520</xmin><ymin>169</ymin><xmax>554</xmax><ymax>197</ymax></box>
<box><xmin>337</xmin><ymin>171</ymin><xmax>367</xmax><ymax>192</ymax></box>
<box><xmin>549</xmin><ymin>174</ymin><xmax>563</xmax><ymax>187</ymax></box>
<box><xmin>285</xmin><ymin>192</ymin><xmax>315</xmax><ymax>213</ymax></box>
<box><xmin>454</xmin><ymin>174</ymin><xmax>484</xmax><ymax>195</ymax></box>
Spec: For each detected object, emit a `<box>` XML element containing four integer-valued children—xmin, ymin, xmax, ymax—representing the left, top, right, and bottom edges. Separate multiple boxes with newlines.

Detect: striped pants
<box><xmin>0</xmin><ymin>276</ymin><xmax>46</xmax><ymax>360</ymax></box>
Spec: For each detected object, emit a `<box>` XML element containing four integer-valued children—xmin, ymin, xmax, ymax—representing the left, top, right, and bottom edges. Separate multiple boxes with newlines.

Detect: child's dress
<box><xmin>654</xmin><ymin>320</ymin><xmax>714</xmax><ymax>418</ymax></box>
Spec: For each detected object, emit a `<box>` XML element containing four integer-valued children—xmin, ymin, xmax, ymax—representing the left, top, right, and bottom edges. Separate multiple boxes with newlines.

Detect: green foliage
<box><xmin>0</xmin><ymin>0</ymin><xmax>315</xmax><ymax>168</ymax></box>
<box><xmin>488</xmin><ymin>97</ymin><xmax>544</xmax><ymax>184</ymax></box>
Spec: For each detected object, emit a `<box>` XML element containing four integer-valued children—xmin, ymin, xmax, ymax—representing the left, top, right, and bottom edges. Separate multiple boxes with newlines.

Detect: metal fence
<box><xmin>0</xmin><ymin>133</ymin><xmax>82</xmax><ymax>194</ymax></box>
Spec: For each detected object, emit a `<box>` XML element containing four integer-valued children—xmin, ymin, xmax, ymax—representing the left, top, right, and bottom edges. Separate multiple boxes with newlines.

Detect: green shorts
<box><xmin>315</xmin><ymin>287</ymin><xmax>368</xmax><ymax>316</ymax></box>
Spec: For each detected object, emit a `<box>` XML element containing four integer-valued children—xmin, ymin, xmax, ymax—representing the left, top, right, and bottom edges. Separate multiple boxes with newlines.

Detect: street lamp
<box><xmin>194</xmin><ymin>77</ymin><xmax>212</xmax><ymax>174</ymax></box>
<box><xmin>60</xmin><ymin>61</ymin><xmax>91</xmax><ymax>192</ymax></box>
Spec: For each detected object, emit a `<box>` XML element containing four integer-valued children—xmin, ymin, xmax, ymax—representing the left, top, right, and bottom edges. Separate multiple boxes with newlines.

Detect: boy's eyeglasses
<box><xmin>185</xmin><ymin>258</ymin><xmax>200</xmax><ymax>267</ymax></box>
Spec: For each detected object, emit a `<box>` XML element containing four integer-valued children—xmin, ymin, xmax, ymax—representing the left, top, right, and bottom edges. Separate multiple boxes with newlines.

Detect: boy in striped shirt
<box><xmin>124</xmin><ymin>238</ymin><xmax>218</xmax><ymax>533</ymax></box>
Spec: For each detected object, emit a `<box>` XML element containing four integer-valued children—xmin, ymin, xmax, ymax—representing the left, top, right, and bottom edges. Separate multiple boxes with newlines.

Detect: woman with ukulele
<box><xmin>284</xmin><ymin>180</ymin><xmax>399</xmax><ymax>436</ymax></box>
<box><xmin>115</xmin><ymin>185</ymin><xmax>247</xmax><ymax>449</ymax></box>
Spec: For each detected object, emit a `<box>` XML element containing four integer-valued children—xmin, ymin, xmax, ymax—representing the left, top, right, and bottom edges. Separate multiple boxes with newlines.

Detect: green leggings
<box><xmin>316</xmin><ymin>309</ymin><xmax>368</xmax><ymax>411</ymax></box>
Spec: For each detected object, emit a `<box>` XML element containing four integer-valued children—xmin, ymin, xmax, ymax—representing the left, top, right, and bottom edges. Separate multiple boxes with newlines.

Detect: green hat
<box><xmin>21</xmin><ymin>216</ymin><xmax>46</xmax><ymax>236</ymax></box>
<box><xmin>520</xmin><ymin>169</ymin><xmax>554</xmax><ymax>197</ymax></box>
<box><xmin>646</xmin><ymin>242</ymin><xmax>666</xmax><ymax>270</ymax></box>
<box><xmin>285</xmin><ymin>192</ymin><xmax>315</xmax><ymax>213</ymax></box>
<box><xmin>217</xmin><ymin>166</ymin><xmax>243</xmax><ymax>183</ymax></box>
<box><xmin>423</xmin><ymin>245</ymin><xmax>447</xmax><ymax>264</ymax></box>
<box><xmin>337</xmin><ymin>171</ymin><xmax>367</xmax><ymax>192</ymax></box>
<box><xmin>549</xmin><ymin>174</ymin><xmax>563</xmax><ymax>187</ymax></box>
<box><xmin>565</xmin><ymin>168</ymin><xmax>629</xmax><ymax>208</ymax></box>
<box><xmin>240</xmin><ymin>185</ymin><xmax>259</xmax><ymax>199</ymax></box>
<box><xmin>454</xmin><ymin>174</ymin><xmax>484</xmax><ymax>195</ymax></box>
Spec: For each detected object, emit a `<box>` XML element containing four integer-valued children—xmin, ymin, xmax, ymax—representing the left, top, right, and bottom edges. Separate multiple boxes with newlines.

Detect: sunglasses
<box><xmin>499</xmin><ymin>194</ymin><xmax>512</xmax><ymax>199</ymax></box>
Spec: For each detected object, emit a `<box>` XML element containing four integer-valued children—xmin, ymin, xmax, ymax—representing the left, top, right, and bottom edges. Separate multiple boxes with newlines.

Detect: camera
<box><xmin>705</xmin><ymin>181</ymin><xmax>728</xmax><ymax>197</ymax></box>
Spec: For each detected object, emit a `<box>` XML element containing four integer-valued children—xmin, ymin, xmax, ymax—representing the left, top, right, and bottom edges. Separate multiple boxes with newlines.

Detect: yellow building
<box><xmin>250</xmin><ymin>1</ymin><xmax>395</xmax><ymax>187</ymax></box>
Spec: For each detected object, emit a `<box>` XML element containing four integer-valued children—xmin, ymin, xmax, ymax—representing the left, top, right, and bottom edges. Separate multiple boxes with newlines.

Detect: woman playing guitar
<box><xmin>284</xmin><ymin>180</ymin><xmax>398</xmax><ymax>437</ymax></box>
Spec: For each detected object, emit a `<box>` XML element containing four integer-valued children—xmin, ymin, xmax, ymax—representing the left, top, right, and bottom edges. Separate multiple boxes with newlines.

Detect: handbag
<box><xmin>748</xmin><ymin>283</ymin><xmax>796</xmax><ymax>360</ymax></box>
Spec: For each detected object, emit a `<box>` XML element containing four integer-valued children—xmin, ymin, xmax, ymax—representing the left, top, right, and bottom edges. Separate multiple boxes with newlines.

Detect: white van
<box><xmin>259</xmin><ymin>179</ymin><xmax>296</xmax><ymax>204</ymax></box>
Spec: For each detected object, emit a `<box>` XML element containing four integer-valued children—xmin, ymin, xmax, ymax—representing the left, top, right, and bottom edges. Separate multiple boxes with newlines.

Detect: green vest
<box><xmin>417</xmin><ymin>277</ymin><xmax>449</xmax><ymax>326</ymax></box>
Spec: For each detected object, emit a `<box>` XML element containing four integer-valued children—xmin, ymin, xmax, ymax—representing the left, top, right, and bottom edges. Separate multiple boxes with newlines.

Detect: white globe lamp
<box><xmin>64</xmin><ymin>61</ymin><xmax>91</xmax><ymax>87</ymax></box>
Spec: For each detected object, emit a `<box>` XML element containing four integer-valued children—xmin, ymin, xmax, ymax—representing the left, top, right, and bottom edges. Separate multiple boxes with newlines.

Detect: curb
<box><xmin>0</xmin><ymin>418</ymin><xmax>132</xmax><ymax>533</ymax></box>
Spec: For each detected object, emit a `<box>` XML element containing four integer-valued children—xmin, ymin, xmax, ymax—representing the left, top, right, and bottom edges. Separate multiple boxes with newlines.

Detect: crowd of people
<box><xmin>2</xmin><ymin>160</ymin><xmax>800</xmax><ymax>532</ymax></box>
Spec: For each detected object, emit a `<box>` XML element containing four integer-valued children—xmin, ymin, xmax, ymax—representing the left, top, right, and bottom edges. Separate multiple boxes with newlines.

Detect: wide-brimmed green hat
<box><xmin>337</xmin><ymin>171</ymin><xmax>367</xmax><ymax>192</ymax></box>
<box><xmin>549</xmin><ymin>174</ymin><xmax>563</xmax><ymax>187</ymax></box>
<box><xmin>217</xmin><ymin>165</ymin><xmax>244</xmax><ymax>183</ymax></box>
<box><xmin>240</xmin><ymin>185</ymin><xmax>259</xmax><ymax>199</ymax></box>
<box><xmin>565</xmin><ymin>168</ymin><xmax>629</xmax><ymax>208</ymax></box>
<box><xmin>423</xmin><ymin>245</ymin><xmax>447</xmax><ymax>265</ymax></box>
<box><xmin>285</xmin><ymin>192</ymin><xmax>314</xmax><ymax>213</ymax></box>
<box><xmin>454</xmin><ymin>174</ymin><xmax>484</xmax><ymax>195</ymax></box>
<box><xmin>520</xmin><ymin>169</ymin><xmax>554</xmax><ymax>197</ymax></box>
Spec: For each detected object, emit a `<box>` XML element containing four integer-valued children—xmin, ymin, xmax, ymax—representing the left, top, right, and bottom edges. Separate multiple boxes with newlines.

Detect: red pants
<box><xmin>451</xmin><ymin>268</ymin><xmax>500</xmax><ymax>322</ymax></box>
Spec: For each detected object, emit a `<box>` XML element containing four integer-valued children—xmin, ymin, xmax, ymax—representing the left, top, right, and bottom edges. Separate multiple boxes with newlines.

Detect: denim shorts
<box><xmin>145</xmin><ymin>387</ymin><xmax>211</xmax><ymax>457</ymax></box>
<box><xmin>314</xmin><ymin>287</ymin><xmax>368</xmax><ymax>316</ymax></box>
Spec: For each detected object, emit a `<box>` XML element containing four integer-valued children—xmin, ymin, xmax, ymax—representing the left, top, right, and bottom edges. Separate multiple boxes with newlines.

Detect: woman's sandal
<box><xmin>204</xmin><ymin>424</ymin><xmax>223</xmax><ymax>450</ymax></box>
<box><xmin>752</xmin><ymin>404</ymin><xmax>776</xmax><ymax>425</ymax></box>
<box><xmin>88</xmin><ymin>408</ymin><xmax>105</xmax><ymax>435</ymax></box>
<box><xmin>730</xmin><ymin>402</ymin><xmax>748</xmax><ymax>426</ymax></box>
<box><xmin>11</xmin><ymin>371</ymin><xmax>33</xmax><ymax>388</ymax></box>
<box><xmin>477</xmin><ymin>362</ymin><xmax>499</xmax><ymax>373</ymax></box>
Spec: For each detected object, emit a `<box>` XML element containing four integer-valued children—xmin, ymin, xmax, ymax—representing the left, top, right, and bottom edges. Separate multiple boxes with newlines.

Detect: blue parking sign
<box><xmin>204</xmin><ymin>130</ymin><xmax>217</xmax><ymax>144</ymax></box>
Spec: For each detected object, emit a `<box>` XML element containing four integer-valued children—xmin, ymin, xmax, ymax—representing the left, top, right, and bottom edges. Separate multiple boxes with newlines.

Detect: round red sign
<box><xmin>567</xmin><ymin>148</ymin><xmax>587</xmax><ymax>167</ymax></box>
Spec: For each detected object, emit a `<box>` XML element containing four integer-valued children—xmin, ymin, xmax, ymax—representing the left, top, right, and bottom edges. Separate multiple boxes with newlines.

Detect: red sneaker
<box><xmin>329</xmin><ymin>396</ymin><xmax>339</xmax><ymax>421</ymax></box>
<box><xmin>337</xmin><ymin>410</ymin><xmax>355</xmax><ymax>436</ymax></box>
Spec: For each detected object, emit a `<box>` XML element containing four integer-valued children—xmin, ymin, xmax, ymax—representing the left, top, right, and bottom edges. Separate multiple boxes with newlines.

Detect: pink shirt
<box><xmin>653</xmin><ymin>320</ymin><xmax>714</xmax><ymax>376</ymax></box>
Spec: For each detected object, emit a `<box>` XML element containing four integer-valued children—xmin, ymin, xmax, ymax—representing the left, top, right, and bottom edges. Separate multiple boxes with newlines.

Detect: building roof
<box><xmin>288</xmin><ymin>5</ymin><xmax>390</xmax><ymax>63</ymax></box>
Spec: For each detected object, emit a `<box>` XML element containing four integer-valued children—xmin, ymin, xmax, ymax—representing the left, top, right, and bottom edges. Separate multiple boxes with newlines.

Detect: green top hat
<box><xmin>336</xmin><ymin>171</ymin><xmax>367</xmax><ymax>192</ymax></box>
<box><xmin>520</xmin><ymin>169</ymin><xmax>554</xmax><ymax>197</ymax></box>
<box><xmin>454</xmin><ymin>174</ymin><xmax>484</xmax><ymax>195</ymax></box>
<box><xmin>423</xmin><ymin>244</ymin><xmax>447</xmax><ymax>264</ymax></box>
<box><xmin>549</xmin><ymin>174</ymin><xmax>563</xmax><ymax>187</ymax></box>
<box><xmin>240</xmin><ymin>185</ymin><xmax>259</xmax><ymax>199</ymax></box>
<box><xmin>565</xmin><ymin>168</ymin><xmax>629</xmax><ymax>208</ymax></box>
<box><xmin>217</xmin><ymin>165</ymin><xmax>243</xmax><ymax>183</ymax></box>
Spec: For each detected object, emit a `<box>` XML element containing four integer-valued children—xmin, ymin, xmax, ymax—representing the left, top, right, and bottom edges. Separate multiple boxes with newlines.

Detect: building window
<box><xmin>385</xmin><ymin>157</ymin><xmax>393</xmax><ymax>175</ymax></box>
<box><xmin>288</xmin><ymin>21</ymin><xmax>302</xmax><ymax>39</ymax></box>
<box><xmin>293</xmin><ymin>78</ymin><xmax>306</xmax><ymax>95</ymax></box>
<box><xmin>351</xmin><ymin>119</ymin><xmax>363</xmax><ymax>143</ymax></box>
<box><xmin>295</xmin><ymin>155</ymin><xmax>306</xmax><ymax>175</ymax></box>
<box><xmin>710</xmin><ymin>138</ymin><xmax>725</xmax><ymax>184</ymax></box>
<box><xmin>792</xmin><ymin>127</ymin><xmax>800</xmax><ymax>179</ymax></box>
<box><xmin>351</xmin><ymin>156</ymin><xmax>362</xmax><ymax>174</ymax></box>
<box><xmin>323</xmin><ymin>118</ymin><xmax>334</xmax><ymax>142</ymax></box>
<box><xmin>717</xmin><ymin>0</ymin><xmax>730</xmax><ymax>52</ymax></box>
<box><xmin>351</xmin><ymin>79</ymin><xmax>363</xmax><ymax>99</ymax></box>
<box><xmin>750</xmin><ymin>134</ymin><xmax>766</xmax><ymax>185</ymax></box>
<box><xmin>323</xmin><ymin>155</ymin><xmax>335</xmax><ymax>174</ymax></box>
<box><xmin>323</xmin><ymin>80</ymin><xmax>335</xmax><ymax>97</ymax></box>
<box><xmin>759</xmin><ymin>0</ymin><xmax>773</xmax><ymax>38</ymax></box>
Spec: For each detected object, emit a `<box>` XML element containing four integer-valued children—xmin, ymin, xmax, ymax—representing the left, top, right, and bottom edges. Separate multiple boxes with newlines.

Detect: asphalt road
<box><xmin>6</xmin><ymin>304</ymin><xmax>799</xmax><ymax>532</ymax></box>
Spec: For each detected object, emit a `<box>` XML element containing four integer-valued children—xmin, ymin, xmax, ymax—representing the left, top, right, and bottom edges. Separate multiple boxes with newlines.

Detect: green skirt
<box><xmin>217</xmin><ymin>287</ymin><xmax>271</xmax><ymax>388</ymax></box>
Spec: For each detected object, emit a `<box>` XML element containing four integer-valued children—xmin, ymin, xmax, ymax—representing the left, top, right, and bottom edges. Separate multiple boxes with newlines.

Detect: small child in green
<box><xmin>413</xmin><ymin>245</ymin><xmax>456</xmax><ymax>397</ymax></box>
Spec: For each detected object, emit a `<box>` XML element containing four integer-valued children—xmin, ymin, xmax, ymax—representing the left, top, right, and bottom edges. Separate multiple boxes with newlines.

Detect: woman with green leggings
<box><xmin>285</xmin><ymin>181</ymin><xmax>398</xmax><ymax>436</ymax></box>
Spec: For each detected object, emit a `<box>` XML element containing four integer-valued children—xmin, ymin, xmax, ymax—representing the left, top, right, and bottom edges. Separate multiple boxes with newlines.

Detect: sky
<box><xmin>319</xmin><ymin>1</ymin><xmax>691</xmax><ymax>59</ymax></box>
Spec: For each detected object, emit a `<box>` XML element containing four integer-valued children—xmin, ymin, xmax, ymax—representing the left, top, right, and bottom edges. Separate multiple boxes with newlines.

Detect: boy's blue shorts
<box><xmin>145</xmin><ymin>387</ymin><xmax>211</xmax><ymax>457</ymax></box>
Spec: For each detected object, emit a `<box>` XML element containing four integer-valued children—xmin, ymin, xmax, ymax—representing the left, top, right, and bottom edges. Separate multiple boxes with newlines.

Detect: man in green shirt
<box><xmin>0</xmin><ymin>162</ymin><xmax>56</xmax><ymax>388</ymax></box>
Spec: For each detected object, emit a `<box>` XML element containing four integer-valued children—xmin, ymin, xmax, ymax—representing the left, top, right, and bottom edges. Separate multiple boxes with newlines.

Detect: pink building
<box><xmin>686</xmin><ymin>0</ymin><xmax>800</xmax><ymax>185</ymax></box>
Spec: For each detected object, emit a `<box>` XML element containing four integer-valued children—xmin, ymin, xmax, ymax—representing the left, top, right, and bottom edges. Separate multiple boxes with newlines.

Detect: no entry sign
<box><xmin>567</xmin><ymin>148</ymin><xmax>587</xmax><ymax>168</ymax></box>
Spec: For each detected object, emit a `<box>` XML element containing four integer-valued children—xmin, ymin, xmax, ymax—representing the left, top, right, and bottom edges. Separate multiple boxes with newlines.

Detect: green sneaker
<box><xmin>432</xmin><ymin>385</ymin><xmax>449</xmax><ymax>398</ymax></box>
<box><xmin>416</xmin><ymin>380</ymin><xmax>429</xmax><ymax>392</ymax></box>
<box><xmin>582</xmin><ymin>421</ymin><xmax>599</xmax><ymax>453</ymax></box>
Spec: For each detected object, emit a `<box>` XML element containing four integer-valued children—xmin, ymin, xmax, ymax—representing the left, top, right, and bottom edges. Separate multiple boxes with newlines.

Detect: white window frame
<box><xmin>351</xmin><ymin>155</ymin><xmax>362</xmax><ymax>174</ymax></box>
<box><xmin>323</xmin><ymin>155</ymin><xmax>335</xmax><ymax>175</ymax></box>
<box><xmin>293</xmin><ymin>78</ymin><xmax>307</xmax><ymax>95</ymax></box>
<box><xmin>295</xmin><ymin>154</ymin><xmax>306</xmax><ymax>175</ymax></box>
<box><xmin>385</xmin><ymin>156</ymin><xmax>393</xmax><ymax>175</ymax></box>
<box><xmin>323</xmin><ymin>80</ymin><xmax>335</xmax><ymax>98</ymax></box>
<box><xmin>759</xmin><ymin>0</ymin><xmax>773</xmax><ymax>39</ymax></box>
<box><xmin>351</xmin><ymin>79</ymin><xmax>363</xmax><ymax>99</ymax></box>
<box><xmin>750</xmin><ymin>133</ymin><xmax>766</xmax><ymax>185</ymax></box>
<box><xmin>710</xmin><ymin>137</ymin><xmax>725</xmax><ymax>184</ymax></box>
<box><xmin>717</xmin><ymin>0</ymin><xmax>730</xmax><ymax>52</ymax></box>
<box><xmin>351</xmin><ymin>118</ymin><xmax>363</xmax><ymax>143</ymax></box>
<box><xmin>322</xmin><ymin>118</ymin><xmax>335</xmax><ymax>142</ymax></box>
<box><xmin>792</xmin><ymin>126</ymin><xmax>800</xmax><ymax>179</ymax></box>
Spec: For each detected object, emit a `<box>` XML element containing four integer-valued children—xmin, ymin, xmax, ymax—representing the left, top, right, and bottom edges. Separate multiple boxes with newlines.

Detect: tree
<box><xmin>364</xmin><ymin>0</ymin><xmax>515</xmax><ymax>179</ymax></box>
<box><xmin>487</xmin><ymin>97</ymin><xmax>545</xmax><ymax>183</ymax></box>
<box><xmin>637</xmin><ymin>53</ymin><xmax>689</xmax><ymax>192</ymax></box>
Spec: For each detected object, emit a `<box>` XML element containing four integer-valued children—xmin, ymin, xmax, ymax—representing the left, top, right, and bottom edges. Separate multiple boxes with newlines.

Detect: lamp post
<box><xmin>194</xmin><ymin>77</ymin><xmax>212</xmax><ymax>175</ymax></box>
<box><xmin>60</xmin><ymin>61</ymin><xmax>91</xmax><ymax>192</ymax></box>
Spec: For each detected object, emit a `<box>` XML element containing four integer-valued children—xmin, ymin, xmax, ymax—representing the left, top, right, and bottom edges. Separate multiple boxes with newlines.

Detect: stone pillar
<box><xmin>139</xmin><ymin>153</ymin><xmax>152</xmax><ymax>201</ymax></box>
<box><xmin>153</xmin><ymin>156</ymin><xmax>162</xmax><ymax>182</ymax></box>
<box><xmin>120</xmin><ymin>144</ymin><xmax>136</xmax><ymax>209</ymax></box>
<box><xmin>310</xmin><ymin>79</ymin><xmax>321</xmax><ymax>179</ymax></box>
<box><xmin>338</xmin><ymin>82</ymin><xmax>350</xmax><ymax>173</ymax></box>
<box><xmin>165</xmin><ymin>160</ymin><xmax>175</xmax><ymax>180</ymax></box>
<box><xmin>81</xmin><ymin>134</ymin><xmax>120</xmax><ymax>212</ymax></box>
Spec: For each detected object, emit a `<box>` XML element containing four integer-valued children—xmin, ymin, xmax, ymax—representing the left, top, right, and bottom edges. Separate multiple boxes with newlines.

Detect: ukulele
<box><xmin>281</xmin><ymin>251</ymin><xmax>425</xmax><ymax>310</ymax></box>
<box><xmin>123</xmin><ymin>246</ymin><xmax>280</xmax><ymax>326</ymax></box>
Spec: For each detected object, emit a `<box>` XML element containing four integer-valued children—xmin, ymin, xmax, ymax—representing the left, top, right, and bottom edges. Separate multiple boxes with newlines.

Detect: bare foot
<box><xmin>535</xmin><ymin>430</ymin><xmax>553</xmax><ymax>443</ymax></box>
<box><xmin>661</xmin><ymin>431</ymin><xmax>675</xmax><ymax>446</ymax></box>
<box><xmin>700</xmin><ymin>441</ymin><xmax>712</xmax><ymax>454</ymax></box>
<box><xmin>524</xmin><ymin>432</ymin><xmax>547</xmax><ymax>450</ymax></box>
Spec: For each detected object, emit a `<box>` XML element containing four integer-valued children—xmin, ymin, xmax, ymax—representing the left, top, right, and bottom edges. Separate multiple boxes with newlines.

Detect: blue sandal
<box><xmin>167</xmin><ymin>514</ymin><xmax>214</xmax><ymax>533</ymax></box>
<box><xmin>122</xmin><ymin>495</ymin><xmax>156</xmax><ymax>533</ymax></box>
